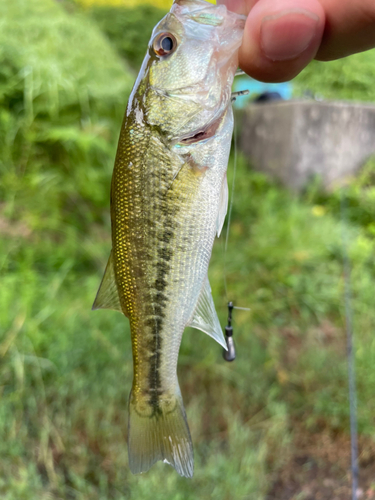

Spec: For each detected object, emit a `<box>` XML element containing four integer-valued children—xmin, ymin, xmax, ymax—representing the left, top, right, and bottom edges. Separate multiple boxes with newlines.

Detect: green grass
<box><xmin>2</xmin><ymin>0</ymin><xmax>375</xmax><ymax>497</ymax></box>
<box><xmin>3</xmin><ymin>151</ymin><xmax>375</xmax><ymax>498</ymax></box>
<box><xmin>294</xmin><ymin>49</ymin><xmax>375</xmax><ymax>101</ymax></box>
<box><xmin>1</xmin><ymin>157</ymin><xmax>292</xmax><ymax>499</ymax></box>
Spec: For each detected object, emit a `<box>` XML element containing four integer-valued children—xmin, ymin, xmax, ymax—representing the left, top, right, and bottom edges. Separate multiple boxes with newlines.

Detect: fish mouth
<box><xmin>178</xmin><ymin>113</ymin><xmax>224</xmax><ymax>145</ymax></box>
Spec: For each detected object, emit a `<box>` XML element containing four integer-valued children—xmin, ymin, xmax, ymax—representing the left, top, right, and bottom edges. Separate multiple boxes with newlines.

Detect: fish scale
<box><xmin>93</xmin><ymin>0</ymin><xmax>245</xmax><ymax>478</ymax></box>
<box><xmin>114</xmin><ymin>118</ymin><xmax>196</xmax><ymax>392</ymax></box>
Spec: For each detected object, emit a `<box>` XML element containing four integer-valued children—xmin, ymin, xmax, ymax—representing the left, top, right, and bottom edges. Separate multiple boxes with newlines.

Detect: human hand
<box><xmin>218</xmin><ymin>0</ymin><xmax>375</xmax><ymax>82</ymax></box>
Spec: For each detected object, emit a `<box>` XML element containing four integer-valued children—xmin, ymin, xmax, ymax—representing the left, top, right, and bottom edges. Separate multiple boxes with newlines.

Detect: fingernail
<box><xmin>260</xmin><ymin>9</ymin><xmax>319</xmax><ymax>61</ymax></box>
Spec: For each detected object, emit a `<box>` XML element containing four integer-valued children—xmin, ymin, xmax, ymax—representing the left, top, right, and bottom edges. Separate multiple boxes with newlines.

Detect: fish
<box><xmin>93</xmin><ymin>0</ymin><xmax>245</xmax><ymax>478</ymax></box>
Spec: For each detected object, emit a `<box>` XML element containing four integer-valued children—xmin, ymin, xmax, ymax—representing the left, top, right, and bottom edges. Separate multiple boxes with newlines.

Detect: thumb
<box><xmin>218</xmin><ymin>0</ymin><xmax>325</xmax><ymax>83</ymax></box>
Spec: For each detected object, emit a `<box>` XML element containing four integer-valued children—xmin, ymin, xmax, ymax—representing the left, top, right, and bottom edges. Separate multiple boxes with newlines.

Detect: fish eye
<box><xmin>153</xmin><ymin>32</ymin><xmax>177</xmax><ymax>57</ymax></box>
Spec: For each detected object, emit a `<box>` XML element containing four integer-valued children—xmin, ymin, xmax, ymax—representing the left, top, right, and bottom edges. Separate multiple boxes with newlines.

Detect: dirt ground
<box><xmin>267</xmin><ymin>430</ymin><xmax>375</xmax><ymax>500</ymax></box>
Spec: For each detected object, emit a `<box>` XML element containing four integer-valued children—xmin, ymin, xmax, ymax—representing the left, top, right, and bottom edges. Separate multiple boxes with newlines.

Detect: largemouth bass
<box><xmin>93</xmin><ymin>0</ymin><xmax>244</xmax><ymax>478</ymax></box>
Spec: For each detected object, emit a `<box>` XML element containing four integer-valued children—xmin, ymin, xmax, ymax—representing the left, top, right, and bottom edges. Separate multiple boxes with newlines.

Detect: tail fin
<box><xmin>128</xmin><ymin>389</ymin><xmax>194</xmax><ymax>478</ymax></box>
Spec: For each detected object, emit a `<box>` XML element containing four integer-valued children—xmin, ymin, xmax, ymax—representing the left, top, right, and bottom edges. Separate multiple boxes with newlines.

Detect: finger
<box><xmin>218</xmin><ymin>0</ymin><xmax>325</xmax><ymax>83</ymax></box>
<box><xmin>217</xmin><ymin>0</ymin><xmax>248</xmax><ymax>16</ymax></box>
<box><xmin>217</xmin><ymin>0</ymin><xmax>255</xmax><ymax>16</ymax></box>
<box><xmin>315</xmin><ymin>0</ymin><xmax>375</xmax><ymax>60</ymax></box>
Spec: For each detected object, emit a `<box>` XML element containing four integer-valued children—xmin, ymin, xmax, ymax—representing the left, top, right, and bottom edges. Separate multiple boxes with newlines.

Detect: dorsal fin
<box><xmin>92</xmin><ymin>251</ymin><xmax>125</xmax><ymax>315</ymax></box>
<box><xmin>187</xmin><ymin>276</ymin><xmax>227</xmax><ymax>350</ymax></box>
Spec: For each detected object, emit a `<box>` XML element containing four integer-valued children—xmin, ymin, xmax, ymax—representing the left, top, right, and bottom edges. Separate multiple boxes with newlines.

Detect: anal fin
<box><xmin>188</xmin><ymin>277</ymin><xmax>227</xmax><ymax>350</ymax></box>
<box><xmin>92</xmin><ymin>250</ymin><xmax>125</xmax><ymax>315</ymax></box>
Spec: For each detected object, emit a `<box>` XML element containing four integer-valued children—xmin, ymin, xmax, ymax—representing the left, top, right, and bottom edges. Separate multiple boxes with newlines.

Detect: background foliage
<box><xmin>2</xmin><ymin>0</ymin><xmax>375</xmax><ymax>498</ymax></box>
<box><xmin>89</xmin><ymin>4</ymin><xmax>167</xmax><ymax>70</ymax></box>
<box><xmin>294</xmin><ymin>50</ymin><xmax>375</xmax><ymax>102</ymax></box>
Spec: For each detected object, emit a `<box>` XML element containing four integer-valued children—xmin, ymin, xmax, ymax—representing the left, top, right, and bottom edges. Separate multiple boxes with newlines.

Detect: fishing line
<box><xmin>340</xmin><ymin>186</ymin><xmax>359</xmax><ymax>500</ymax></box>
<box><xmin>222</xmin><ymin>102</ymin><xmax>251</xmax><ymax>361</ymax></box>
<box><xmin>221</xmin><ymin>113</ymin><xmax>238</xmax><ymax>361</ymax></box>
<box><xmin>223</xmin><ymin>110</ymin><xmax>249</xmax><ymax>314</ymax></box>
<box><xmin>223</xmin><ymin>116</ymin><xmax>238</xmax><ymax>302</ymax></box>
<box><xmin>223</xmin><ymin>74</ymin><xmax>250</xmax><ymax>312</ymax></box>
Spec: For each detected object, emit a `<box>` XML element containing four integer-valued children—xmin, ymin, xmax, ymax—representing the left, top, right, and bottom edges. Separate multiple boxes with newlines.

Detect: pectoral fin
<box><xmin>216</xmin><ymin>174</ymin><xmax>228</xmax><ymax>237</ymax></box>
<box><xmin>188</xmin><ymin>277</ymin><xmax>227</xmax><ymax>350</ymax></box>
<box><xmin>92</xmin><ymin>251</ymin><xmax>125</xmax><ymax>315</ymax></box>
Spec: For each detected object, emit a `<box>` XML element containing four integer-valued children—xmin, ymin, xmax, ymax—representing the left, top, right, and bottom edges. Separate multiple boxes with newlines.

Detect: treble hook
<box><xmin>223</xmin><ymin>301</ymin><xmax>236</xmax><ymax>362</ymax></box>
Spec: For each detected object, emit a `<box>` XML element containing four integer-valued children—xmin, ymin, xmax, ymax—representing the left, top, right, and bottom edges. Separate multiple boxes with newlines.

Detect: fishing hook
<box><xmin>223</xmin><ymin>301</ymin><xmax>236</xmax><ymax>362</ymax></box>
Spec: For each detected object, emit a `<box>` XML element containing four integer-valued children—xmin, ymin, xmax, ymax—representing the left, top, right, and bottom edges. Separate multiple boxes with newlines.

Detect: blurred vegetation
<box><xmin>306</xmin><ymin>156</ymin><xmax>375</xmax><ymax>235</ymax></box>
<box><xmin>0</xmin><ymin>0</ymin><xmax>134</xmax><ymax>275</ymax></box>
<box><xmin>1</xmin><ymin>0</ymin><xmax>375</xmax><ymax>498</ymax></box>
<box><xmin>89</xmin><ymin>4</ymin><xmax>168</xmax><ymax>70</ymax></box>
<box><xmin>294</xmin><ymin>50</ymin><xmax>375</xmax><ymax>102</ymax></box>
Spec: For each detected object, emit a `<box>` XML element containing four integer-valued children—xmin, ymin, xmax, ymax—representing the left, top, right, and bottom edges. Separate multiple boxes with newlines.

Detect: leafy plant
<box><xmin>89</xmin><ymin>4</ymin><xmax>168</xmax><ymax>71</ymax></box>
<box><xmin>0</xmin><ymin>0</ymin><xmax>133</xmax><ymax>274</ymax></box>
